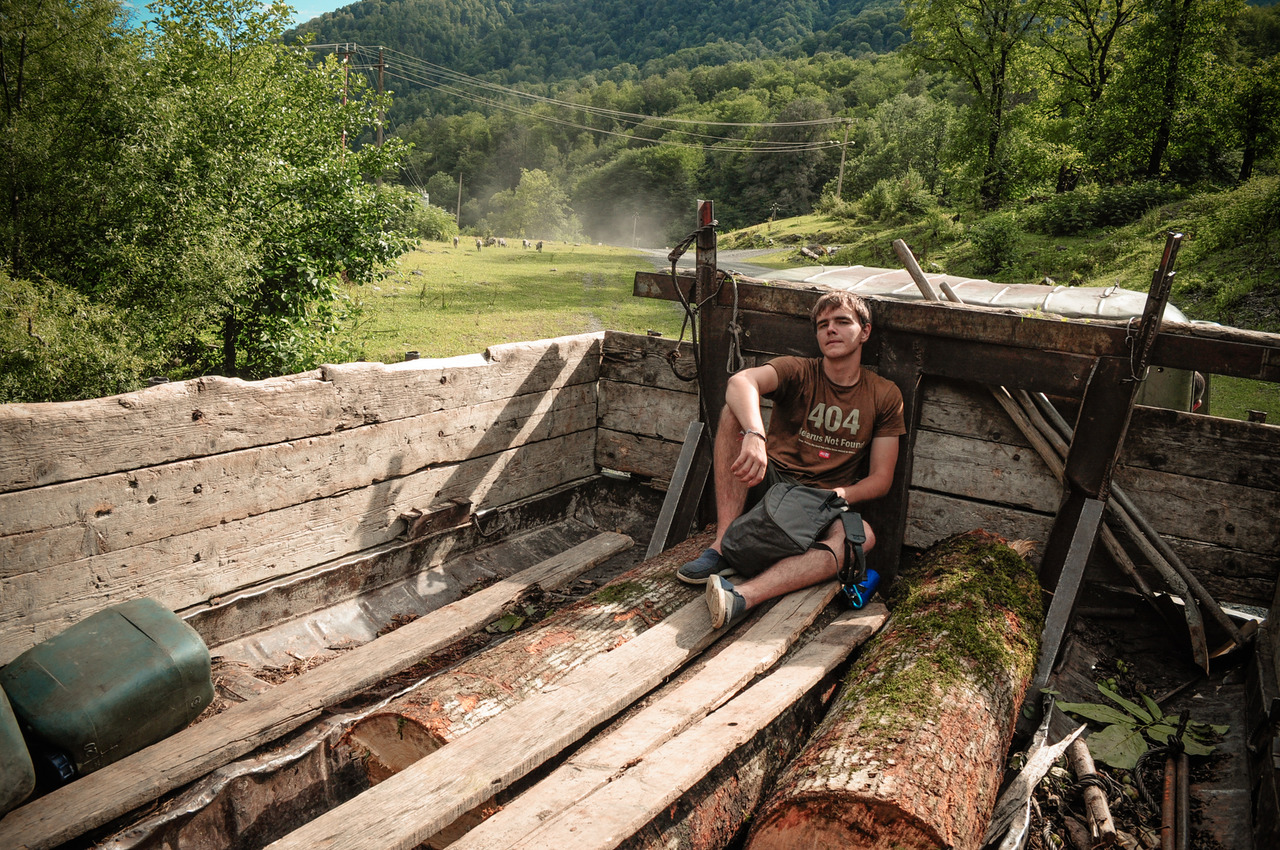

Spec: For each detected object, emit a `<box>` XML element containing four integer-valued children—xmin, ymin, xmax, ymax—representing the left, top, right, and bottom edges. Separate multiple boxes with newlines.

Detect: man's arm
<box><xmin>835</xmin><ymin>434</ymin><xmax>899</xmax><ymax>505</ymax></box>
<box><xmin>723</xmin><ymin>364</ymin><xmax>780</xmax><ymax>487</ymax></box>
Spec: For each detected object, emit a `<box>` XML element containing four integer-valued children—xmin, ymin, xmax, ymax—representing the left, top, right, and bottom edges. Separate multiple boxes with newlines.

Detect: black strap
<box><xmin>837</xmin><ymin>511</ymin><xmax>869</xmax><ymax>608</ymax></box>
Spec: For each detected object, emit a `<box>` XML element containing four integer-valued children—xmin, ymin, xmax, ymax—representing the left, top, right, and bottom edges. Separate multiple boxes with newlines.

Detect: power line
<box><xmin>308</xmin><ymin>43</ymin><xmax>852</xmax><ymax>155</ymax></box>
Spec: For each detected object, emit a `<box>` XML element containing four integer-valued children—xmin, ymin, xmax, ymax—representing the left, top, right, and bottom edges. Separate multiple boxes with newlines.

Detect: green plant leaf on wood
<box><xmin>1088</xmin><ymin>723</ymin><xmax>1148</xmax><ymax>770</ymax></box>
<box><xmin>1055</xmin><ymin>701</ymin><xmax>1135</xmax><ymax>726</ymax></box>
<box><xmin>1059</xmin><ymin>680</ymin><xmax>1230</xmax><ymax>768</ymax></box>
<box><xmin>1098</xmin><ymin>682</ymin><xmax>1153</xmax><ymax>723</ymax></box>
<box><xmin>486</xmin><ymin>613</ymin><xmax>526</xmax><ymax>633</ymax></box>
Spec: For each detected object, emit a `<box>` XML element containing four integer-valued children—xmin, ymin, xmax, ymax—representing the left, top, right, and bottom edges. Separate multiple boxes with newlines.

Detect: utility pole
<box><xmin>835</xmin><ymin>120</ymin><xmax>852</xmax><ymax>200</ymax></box>
<box><xmin>456</xmin><ymin>171</ymin><xmax>463</xmax><ymax>227</ymax></box>
<box><xmin>336</xmin><ymin>45</ymin><xmax>350</xmax><ymax>158</ymax></box>
<box><xmin>375</xmin><ymin>48</ymin><xmax>385</xmax><ymax>188</ymax></box>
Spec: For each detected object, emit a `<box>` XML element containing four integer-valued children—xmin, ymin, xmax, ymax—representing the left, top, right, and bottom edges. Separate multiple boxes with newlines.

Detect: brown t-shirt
<box><xmin>763</xmin><ymin>356</ymin><xmax>906</xmax><ymax>490</ymax></box>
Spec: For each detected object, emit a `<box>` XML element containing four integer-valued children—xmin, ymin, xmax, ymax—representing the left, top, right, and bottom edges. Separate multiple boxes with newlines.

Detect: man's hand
<box><xmin>730</xmin><ymin>431</ymin><xmax>769</xmax><ymax>486</ymax></box>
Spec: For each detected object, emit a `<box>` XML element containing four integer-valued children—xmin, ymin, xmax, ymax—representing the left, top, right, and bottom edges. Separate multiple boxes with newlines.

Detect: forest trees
<box><xmin>0</xmin><ymin>0</ymin><xmax>413</xmax><ymax>399</ymax></box>
<box><xmin>904</xmin><ymin>0</ymin><xmax>1050</xmax><ymax>207</ymax></box>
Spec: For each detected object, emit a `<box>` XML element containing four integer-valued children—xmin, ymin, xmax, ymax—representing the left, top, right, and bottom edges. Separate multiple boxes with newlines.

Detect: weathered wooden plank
<box><xmin>449</xmin><ymin>582</ymin><xmax>843</xmax><ymax>850</ymax></box>
<box><xmin>912</xmin><ymin>430</ymin><xmax>1063</xmax><ymax>513</ymax></box>
<box><xmin>646</xmin><ymin>421</ymin><xmax>711</xmax><ymax>558</ymax></box>
<box><xmin>265</xmin><ymin>596</ymin><xmax>726</xmax><ymax>850</ymax></box>
<box><xmin>324</xmin><ymin>333</ymin><xmax>603</xmax><ymax>424</ymax></box>
<box><xmin>0</xmin><ymin>335</ymin><xmax>604</xmax><ymax>493</ymax></box>
<box><xmin>0</xmin><ymin>533</ymin><xmax>633</xmax><ymax>850</ymax></box>
<box><xmin>0</xmin><ymin>385</ymin><xmax>597</xmax><ymax>572</ymax></box>
<box><xmin>1124</xmin><ymin>405</ymin><xmax>1280</xmax><ymax>491</ymax></box>
<box><xmin>598</xmin><ymin>381</ymin><xmax>698</xmax><ymax>443</ymax></box>
<box><xmin>601</xmin><ymin>332</ymin><xmax>701</xmax><ymax>394</ymax></box>
<box><xmin>1114</xmin><ymin>465</ymin><xmax>1280</xmax><ymax>553</ymax></box>
<box><xmin>919</xmin><ymin>380</ymin><xmax>1038</xmax><ymax>447</ymax></box>
<box><xmin>0</xmin><ymin>372</ymin><xmax>340</xmax><ymax>492</ymax></box>
<box><xmin>596</xmin><ymin>429</ymin><xmax>684</xmax><ymax>481</ymax></box>
<box><xmin>904</xmin><ymin>490</ymin><xmax>1055</xmax><ymax>560</ymax></box>
<box><xmin>1099</xmin><ymin>540</ymin><xmax>1277</xmax><ymax>611</ymax></box>
<box><xmin>0</xmin><ymin>431</ymin><xmax>599</xmax><ymax>664</ymax></box>
<box><xmin>494</xmin><ymin>605</ymin><xmax>889</xmax><ymax>850</ymax></box>
<box><xmin>187</xmin><ymin>485</ymin><xmax>616</xmax><ymax>651</ymax></box>
<box><xmin>1149</xmin><ymin>324</ymin><xmax>1280</xmax><ymax>381</ymax></box>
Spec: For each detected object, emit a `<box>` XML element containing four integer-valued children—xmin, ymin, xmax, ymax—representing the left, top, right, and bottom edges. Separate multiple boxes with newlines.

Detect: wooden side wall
<box><xmin>908</xmin><ymin>378</ymin><xmax>1280</xmax><ymax>607</ymax></box>
<box><xmin>0</xmin><ymin>335</ymin><xmax>606</xmax><ymax>665</ymax></box>
<box><xmin>596</xmin><ymin>333</ymin><xmax>699</xmax><ymax>483</ymax></box>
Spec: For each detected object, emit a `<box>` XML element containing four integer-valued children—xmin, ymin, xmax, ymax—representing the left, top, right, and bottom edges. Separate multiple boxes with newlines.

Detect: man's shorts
<box><xmin>745</xmin><ymin>461</ymin><xmax>798</xmax><ymax>511</ymax></box>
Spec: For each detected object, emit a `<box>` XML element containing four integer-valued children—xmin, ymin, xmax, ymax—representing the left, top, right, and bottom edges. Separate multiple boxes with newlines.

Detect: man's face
<box><xmin>814</xmin><ymin>306</ymin><xmax>870</xmax><ymax>358</ymax></box>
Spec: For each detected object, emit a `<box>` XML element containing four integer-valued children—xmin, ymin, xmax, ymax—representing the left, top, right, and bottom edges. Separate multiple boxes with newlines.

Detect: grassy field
<box><xmin>346</xmin><ymin>240</ymin><xmax>686</xmax><ymax>362</ymax></box>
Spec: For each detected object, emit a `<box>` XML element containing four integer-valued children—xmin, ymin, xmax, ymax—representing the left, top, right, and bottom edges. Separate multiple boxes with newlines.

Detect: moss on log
<box><xmin>746</xmin><ymin>530</ymin><xmax>1043</xmax><ymax>850</ymax></box>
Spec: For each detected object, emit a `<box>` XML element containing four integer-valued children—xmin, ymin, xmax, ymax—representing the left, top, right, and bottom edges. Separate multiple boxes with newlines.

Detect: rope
<box><xmin>725</xmin><ymin>272</ymin><xmax>745</xmax><ymax>374</ymax></box>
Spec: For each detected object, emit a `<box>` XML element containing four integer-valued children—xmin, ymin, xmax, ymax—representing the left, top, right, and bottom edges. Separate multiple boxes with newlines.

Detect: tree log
<box><xmin>345</xmin><ymin>534</ymin><xmax>708</xmax><ymax>781</ymax></box>
<box><xmin>746</xmin><ymin>530</ymin><xmax>1044</xmax><ymax>850</ymax></box>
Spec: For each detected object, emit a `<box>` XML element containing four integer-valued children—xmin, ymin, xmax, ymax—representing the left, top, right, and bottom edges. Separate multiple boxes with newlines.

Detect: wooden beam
<box><xmin>0</xmin><ymin>533</ymin><xmax>633</xmax><ymax>850</ymax></box>
<box><xmin>634</xmin><ymin>272</ymin><xmax>1280</xmax><ymax>382</ymax></box>
<box><xmin>448</xmin><ymin>582</ymin><xmax>849</xmax><ymax>849</ymax></box>
<box><xmin>0</xmin><ymin>334</ymin><xmax>605</xmax><ymax>493</ymax></box>
<box><xmin>646</xmin><ymin>421</ymin><xmax>712</xmax><ymax>559</ymax></box>
<box><xmin>487</xmin><ymin>605</ymin><xmax>888</xmax><ymax>850</ymax></box>
<box><xmin>265</xmin><ymin>596</ymin><xmax>727</xmax><ymax>850</ymax></box>
<box><xmin>1</xmin><ymin>430</ymin><xmax>601</xmax><ymax>663</ymax></box>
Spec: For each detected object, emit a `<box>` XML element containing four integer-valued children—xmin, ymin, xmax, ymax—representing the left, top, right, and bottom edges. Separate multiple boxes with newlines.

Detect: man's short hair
<box><xmin>811</xmin><ymin>290</ymin><xmax>871</xmax><ymax>328</ymax></box>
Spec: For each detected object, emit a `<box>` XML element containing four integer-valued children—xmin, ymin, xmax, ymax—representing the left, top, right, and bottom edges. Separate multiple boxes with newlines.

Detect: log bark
<box><xmin>746</xmin><ymin>530</ymin><xmax>1044</xmax><ymax>850</ymax></box>
<box><xmin>345</xmin><ymin>534</ymin><xmax>709</xmax><ymax>780</ymax></box>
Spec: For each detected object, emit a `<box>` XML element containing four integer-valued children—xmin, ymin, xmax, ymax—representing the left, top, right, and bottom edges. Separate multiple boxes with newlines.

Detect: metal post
<box><xmin>835</xmin><ymin>121</ymin><xmax>851</xmax><ymax>200</ymax></box>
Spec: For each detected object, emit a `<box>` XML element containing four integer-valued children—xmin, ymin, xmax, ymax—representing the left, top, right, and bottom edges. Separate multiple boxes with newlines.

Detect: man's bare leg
<box><xmin>677</xmin><ymin>405</ymin><xmax>757</xmax><ymax>584</ymax></box>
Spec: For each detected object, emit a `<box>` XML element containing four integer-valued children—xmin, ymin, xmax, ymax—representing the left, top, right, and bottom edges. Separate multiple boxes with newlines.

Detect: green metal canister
<box><xmin>0</xmin><ymin>598</ymin><xmax>213</xmax><ymax>777</ymax></box>
<box><xmin>0</xmin><ymin>685</ymin><xmax>35</xmax><ymax>814</ymax></box>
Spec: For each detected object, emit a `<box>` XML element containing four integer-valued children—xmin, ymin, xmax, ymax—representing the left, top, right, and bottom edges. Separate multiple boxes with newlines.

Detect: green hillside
<box><xmin>290</xmin><ymin>0</ymin><xmax>906</xmax><ymax>83</ymax></box>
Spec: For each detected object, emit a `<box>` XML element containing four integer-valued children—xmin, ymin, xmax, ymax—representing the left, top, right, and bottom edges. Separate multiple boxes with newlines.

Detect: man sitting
<box><xmin>677</xmin><ymin>290</ymin><xmax>906</xmax><ymax>627</ymax></box>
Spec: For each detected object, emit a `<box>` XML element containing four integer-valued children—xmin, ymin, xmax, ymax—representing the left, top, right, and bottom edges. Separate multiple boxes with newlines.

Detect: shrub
<box><xmin>1027</xmin><ymin>182</ymin><xmax>1186</xmax><ymax>235</ymax></box>
<box><xmin>384</xmin><ymin>187</ymin><xmax>459</xmax><ymax>242</ymax></box>
<box><xmin>969</xmin><ymin>213</ymin><xmax>1023</xmax><ymax>274</ymax></box>
<box><xmin>0</xmin><ymin>271</ymin><xmax>148</xmax><ymax>402</ymax></box>
<box><xmin>1189</xmin><ymin>175</ymin><xmax>1279</xmax><ymax>261</ymax></box>
<box><xmin>857</xmin><ymin>171</ymin><xmax>937</xmax><ymax>223</ymax></box>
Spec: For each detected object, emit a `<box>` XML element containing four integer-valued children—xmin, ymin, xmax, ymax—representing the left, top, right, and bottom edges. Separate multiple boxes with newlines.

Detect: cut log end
<box><xmin>748</xmin><ymin>796</ymin><xmax>946</xmax><ymax>850</ymax></box>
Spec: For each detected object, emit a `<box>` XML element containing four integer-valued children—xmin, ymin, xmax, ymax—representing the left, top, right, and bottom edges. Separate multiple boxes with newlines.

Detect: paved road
<box><xmin>634</xmin><ymin>247</ymin><xmax>786</xmax><ymax>280</ymax></box>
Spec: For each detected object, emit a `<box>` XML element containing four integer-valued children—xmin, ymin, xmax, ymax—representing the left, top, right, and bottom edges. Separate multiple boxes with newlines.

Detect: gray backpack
<box><xmin>720</xmin><ymin>482</ymin><xmax>868</xmax><ymax>605</ymax></box>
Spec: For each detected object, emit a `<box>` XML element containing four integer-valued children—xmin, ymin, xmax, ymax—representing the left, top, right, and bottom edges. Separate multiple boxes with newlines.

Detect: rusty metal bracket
<box><xmin>396</xmin><ymin>499</ymin><xmax>473</xmax><ymax>541</ymax></box>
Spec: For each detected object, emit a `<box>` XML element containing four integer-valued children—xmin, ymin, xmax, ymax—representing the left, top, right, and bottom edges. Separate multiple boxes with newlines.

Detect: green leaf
<box><xmin>1088</xmin><ymin>724</ymin><xmax>1149</xmax><ymax>770</ymax></box>
<box><xmin>485</xmin><ymin>613</ymin><xmax>525</xmax><ymax>634</ymax></box>
<box><xmin>1146</xmin><ymin>724</ymin><xmax>1179</xmax><ymax>744</ymax></box>
<box><xmin>1058</xmin><ymin>700</ymin><xmax>1137</xmax><ymax>726</ymax></box>
<box><xmin>1182</xmin><ymin>737</ymin><xmax>1216</xmax><ymax>757</ymax></box>
<box><xmin>1142</xmin><ymin>693</ymin><xmax>1163</xmax><ymax>720</ymax></box>
<box><xmin>1098</xmin><ymin>682</ymin><xmax>1152</xmax><ymax>723</ymax></box>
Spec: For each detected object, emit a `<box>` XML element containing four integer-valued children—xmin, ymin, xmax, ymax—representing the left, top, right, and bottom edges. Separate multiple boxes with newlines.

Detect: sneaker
<box><xmin>676</xmin><ymin>548</ymin><xmax>735</xmax><ymax>585</ymax></box>
<box><xmin>705</xmin><ymin>575</ymin><xmax>747</xmax><ymax>629</ymax></box>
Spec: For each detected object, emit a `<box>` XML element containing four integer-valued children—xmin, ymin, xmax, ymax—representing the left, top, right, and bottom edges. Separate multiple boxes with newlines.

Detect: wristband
<box><xmin>740</xmin><ymin>429</ymin><xmax>766</xmax><ymax>441</ymax></box>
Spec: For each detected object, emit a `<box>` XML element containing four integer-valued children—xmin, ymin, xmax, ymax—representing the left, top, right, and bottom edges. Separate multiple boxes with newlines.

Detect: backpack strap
<box><xmin>837</xmin><ymin>511</ymin><xmax>869</xmax><ymax>608</ymax></box>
